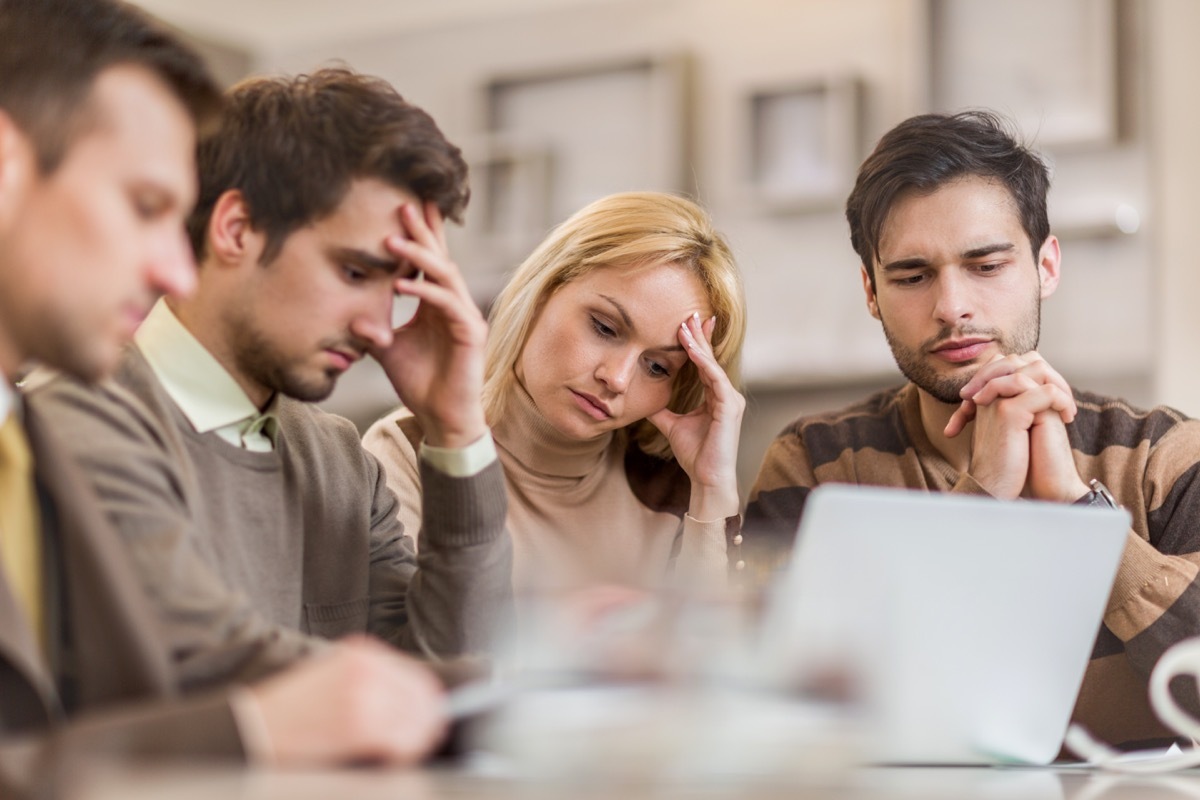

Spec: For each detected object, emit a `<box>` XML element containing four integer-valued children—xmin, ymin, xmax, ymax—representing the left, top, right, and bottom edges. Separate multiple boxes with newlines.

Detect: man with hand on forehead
<box><xmin>747</xmin><ymin>110</ymin><xmax>1200</xmax><ymax>751</ymax></box>
<box><xmin>30</xmin><ymin>66</ymin><xmax>511</xmax><ymax>689</ymax></box>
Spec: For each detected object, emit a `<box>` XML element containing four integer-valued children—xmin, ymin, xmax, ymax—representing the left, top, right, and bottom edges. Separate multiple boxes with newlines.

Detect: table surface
<box><xmin>60</xmin><ymin>762</ymin><xmax>1200</xmax><ymax>800</ymax></box>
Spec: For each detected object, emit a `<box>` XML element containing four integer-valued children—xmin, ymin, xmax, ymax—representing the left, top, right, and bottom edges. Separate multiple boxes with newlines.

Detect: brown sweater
<box><xmin>363</xmin><ymin>382</ymin><xmax>735</xmax><ymax>599</ymax></box>
<box><xmin>0</xmin><ymin>400</ymin><xmax>243</xmax><ymax>797</ymax></box>
<box><xmin>27</xmin><ymin>347</ymin><xmax>512</xmax><ymax>690</ymax></box>
<box><xmin>747</xmin><ymin>382</ymin><xmax>1200</xmax><ymax>750</ymax></box>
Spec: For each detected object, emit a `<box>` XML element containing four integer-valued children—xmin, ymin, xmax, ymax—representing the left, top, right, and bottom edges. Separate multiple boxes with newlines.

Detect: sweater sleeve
<box><xmin>670</xmin><ymin>513</ymin><xmax>735</xmax><ymax>589</ymax></box>
<box><xmin>362</xmin><ymin>410</ymin><xmax>424</xmax><ymax>543</ymax></box>
<box><xmin>1103</xmin><ymin>419</ymin><xmax>1200</xmax><ymax>683</ymax></box>
<box><xmin>26</xmin><ymin>376</ymin><xmax>318</xmax><ymax>691</ymax></box>
<box><xmin>744</xmin><ymin>429</ymin><xmax>818</xmax><ymax>580</ymax></box>
<box><xmin>362</xmin><ymin>414</ymin><xmax>513</xmax><ymax>658</ymax></box>
<box><xmin>1</xmin><ymin>692</ymin><xmax>244</xmax><ymax>799</ymax></box>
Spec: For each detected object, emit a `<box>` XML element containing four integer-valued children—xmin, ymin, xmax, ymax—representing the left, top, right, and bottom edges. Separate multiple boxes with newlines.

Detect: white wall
<box><xmin>260</xmin><ymin>0</ymin><xmax>928</xmax><ymax>385</ymax></box>
<box><xmin>1150</xmin><ymin>0</ymin><xmax>1200</xmax><ymax>414</ymax></box>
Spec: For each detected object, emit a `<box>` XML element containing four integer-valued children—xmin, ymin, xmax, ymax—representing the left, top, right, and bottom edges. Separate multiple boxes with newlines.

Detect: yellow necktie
<box><xmin>0</xmin><ymin>413</ymin><xmax>43</xmax><ymax>645</ymax></box>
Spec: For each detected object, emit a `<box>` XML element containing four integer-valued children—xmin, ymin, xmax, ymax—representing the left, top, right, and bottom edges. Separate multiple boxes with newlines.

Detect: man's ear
<box><xmin>862</xmin><ymin>265</ymin><xmax>881</xmax><ymax>320</ymax></box>
<box><xmin>1036</xmin><ymin>235</ymin><xmax>1061</xmax><ymax>300</ymax></box>
<box><xmin>206</xmin><ymin>189</ymin><xmax>259</xmax><ymax>266</ymax></box>
<box><xmin>0</xmin><ymin>111</ymin><xmax>35</xmax><ymax>231</ymax></box>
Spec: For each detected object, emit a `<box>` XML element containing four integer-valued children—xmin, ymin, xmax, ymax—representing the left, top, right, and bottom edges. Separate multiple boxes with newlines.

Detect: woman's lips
<box><xmin>571</xmin><ymin>390</ymin><xmax>611</xmax><ymax>420</ymax></box>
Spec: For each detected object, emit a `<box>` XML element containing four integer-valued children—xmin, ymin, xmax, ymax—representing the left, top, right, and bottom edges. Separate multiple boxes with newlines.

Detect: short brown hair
<box><xmin>0</xmin><ymin>0</ymin><xmax>222</xmax><ymax>173</ymax></box>
<box><xmin>846</xmin><ymin>111</ymin><xmax>1051</xmax><ymax>289</ymax></box>
<box><xmin>188</xmin><ymin>68</ymin><xmax>470</xmax><ymax>263</ymax></box>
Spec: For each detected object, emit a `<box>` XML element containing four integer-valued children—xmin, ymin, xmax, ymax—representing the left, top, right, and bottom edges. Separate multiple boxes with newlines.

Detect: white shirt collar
<box><xmin>0</xmin><ymin>370</ymin><xmax>12</xmax><ymax>426</ymax></box>
<box><xmin>135</xmin><ymin>298</ymin><xmax>268</xmax><ymax>435</ymax></box>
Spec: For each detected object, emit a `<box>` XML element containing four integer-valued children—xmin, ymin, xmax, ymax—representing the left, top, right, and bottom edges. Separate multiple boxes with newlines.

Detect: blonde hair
<box><xmin>483</xmin><ymin>191</ymin><xmax>746</xmax><ymax>459</ymax></box>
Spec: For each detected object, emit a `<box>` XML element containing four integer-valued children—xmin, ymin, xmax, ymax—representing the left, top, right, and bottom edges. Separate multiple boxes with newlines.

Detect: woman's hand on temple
<box><xmin>647</xmin><ymin>313</ymin><xmax>744</xmax><ymax>521</ymax></box>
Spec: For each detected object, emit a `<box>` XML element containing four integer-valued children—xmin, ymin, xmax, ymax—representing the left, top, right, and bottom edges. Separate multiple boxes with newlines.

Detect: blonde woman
<box><xmin>364</xmin><ymin>191</ymin><xmax>747</xmax><ymax>596</ymax></box>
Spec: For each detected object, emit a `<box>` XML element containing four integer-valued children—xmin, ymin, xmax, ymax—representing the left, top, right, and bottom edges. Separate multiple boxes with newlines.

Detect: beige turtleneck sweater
<box><xmin>363</xmin><ymin>383</ymin><xmax>732</xmax><ymax>596</ymax></box>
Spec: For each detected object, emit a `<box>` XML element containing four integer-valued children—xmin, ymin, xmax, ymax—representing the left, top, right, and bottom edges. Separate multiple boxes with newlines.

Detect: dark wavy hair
<box><xmin>188</xmin><ymin>67</ymin><xmax>469</xmax><ymax>263</ymax></box>
<box><xmin>0</xmin><ymin>0</ymin><xmax>222</xmax><ymax>173</ymax></box>
<box><xmin>846</xmin><ymin>110</ymin><xmax>1051</xmax><ymax>288</ymax></box>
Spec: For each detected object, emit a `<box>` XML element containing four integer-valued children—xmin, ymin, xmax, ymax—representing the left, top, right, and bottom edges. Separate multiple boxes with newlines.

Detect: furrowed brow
<box><xmin>329</xmin><ymin>246</ymin><xmax>407</xmax><ymax>276</ymax></box>
<box><xmin>962</xmin><ymin>242</ymin><xmax>1016</xmax><ymax>260</ymax></box>
<box><xmin>880</xmin><ymin>257</ymin><xmax>930</xmax><ymax>273</ymax></box>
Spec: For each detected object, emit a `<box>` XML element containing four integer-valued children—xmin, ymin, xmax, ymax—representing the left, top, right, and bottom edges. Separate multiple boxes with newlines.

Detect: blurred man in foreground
<box><xmin>0</xmin><ymin>0</ymin><xmax>454</xmax><ymax>793</ymax></box>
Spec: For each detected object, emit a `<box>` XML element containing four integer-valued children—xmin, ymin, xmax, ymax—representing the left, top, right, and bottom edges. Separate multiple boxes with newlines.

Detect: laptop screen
<box><xmin>756</xmin><ymin>484</ymin><xmax>1129</xmax><ymax>765</ymax></box>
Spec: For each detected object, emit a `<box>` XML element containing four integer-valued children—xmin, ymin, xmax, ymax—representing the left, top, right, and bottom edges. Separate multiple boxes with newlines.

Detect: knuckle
<box><xmin>1014</xmin><ymin>374</ymin><xmax>1037</xmax><ymax>392</ymax></box>
<box><xmin>996</xmin><ymin>400</ymin><xmax>1023</xmax><ymax>422</ymax></box>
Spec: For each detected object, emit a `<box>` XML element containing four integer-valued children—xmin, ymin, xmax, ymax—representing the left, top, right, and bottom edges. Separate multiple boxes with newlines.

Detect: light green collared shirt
<box><xmin>135</xmin><ymin>299</ymin><xmax>495</xmax><ymax>475</ymax></box>
<box><xmin>136</xmin><ymin>300</ymin><xmax>279</xmax><ymax>452</ymax></box>
<box><xmin>1</xmin><ymin>372</ymin><xmax>12</xmax><ymax>427</ymax></box>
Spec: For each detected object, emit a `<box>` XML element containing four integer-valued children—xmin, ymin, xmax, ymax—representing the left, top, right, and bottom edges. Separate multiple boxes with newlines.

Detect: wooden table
<box><xmin>60</xmin><ymin>762</ymin><xmax>1200</xmax><ymax>800</ymax></box>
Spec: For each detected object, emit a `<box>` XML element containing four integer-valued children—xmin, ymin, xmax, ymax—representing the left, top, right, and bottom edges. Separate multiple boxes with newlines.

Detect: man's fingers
<box><xmin>957</xmin><ymin>352</ymin><xmax>1031</xmax><ymax>399</ymax></box>
<box><xmin>397</xmin><ymin>202</ymin><xmax>442</xmax><ymax>254</ymax></box>
<box><xmin>423</xmin><ymin>200</ymin><xmax>449</xmax><ymax>251</ymax></box>
<box><xmin>252</xmin><ymin>637</ymin><xmax>449</xmax><ymax>767</ymax></box>
<box><xmin>983</xmin><ymin>357</ymin><xmax>1074</xmax><ymax>416</ymax></box>
<box><xmin>393</xmin><ymin>276</ymin><xmax>484</xmax><ymax>336</ymax></box>
<box><xmin>958</xmin><ymin>351</ymin><xmax>1077</xmax><ymax>419</ymax></box>
<box><xmin>344</xmin><ymin>640</ymin><xmax>446</xmax><ymax>764</ymax></box>
<box><xmin>989</xmin><ymin>383</ymin><xmax>1075</xmax><ymax>425</ymax></box>
<box><xmin>385</xmin><ymin>236</ymin><xmax>464</xmax><ymax>291</ymax></box>
<box><xmin>376</xmin><ymin>672</ymin><xmax>448</xmax><ymax>763</ymax></box>
<box><xmin>944</xmin><ymin>398</ymin><xmax>976</xmax><ymax>438</ymax></box>
<box><xmin>968</xmin><ymin>374</ymin><xmax>1075</xmax><ymax>423</ymax></box>
<box><xmin>968</xmin><ymin>372</ymin><xmax>1040</xmax><ymax>406</ymax></box>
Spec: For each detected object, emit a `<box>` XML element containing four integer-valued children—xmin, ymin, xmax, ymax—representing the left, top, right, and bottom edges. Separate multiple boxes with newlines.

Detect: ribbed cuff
<box><xmin>418</xmin><ymin>458</ymin><xmax>507</xmax><ymax>547</ymax></box>
<box><xmin>419</xmin><ymin>432</ymin><xmax>498</xmax><ymax>478</ymax></box>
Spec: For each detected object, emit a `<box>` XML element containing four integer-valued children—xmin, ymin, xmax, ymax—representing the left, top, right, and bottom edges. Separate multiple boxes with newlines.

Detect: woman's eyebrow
<box><xmin>597</xmin><ymin>294</ymin><xmax>634</xmax><ymax>329</ymax></box>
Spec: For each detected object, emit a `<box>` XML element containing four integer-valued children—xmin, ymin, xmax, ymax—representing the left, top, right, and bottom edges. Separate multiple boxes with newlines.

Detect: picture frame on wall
<box><xmin>743</xmin><ymin>75</ymin><xmax>862</xmax><ymax>213</ymax></box>
<box><xmin>929</xmin><ymin>0</ymin><xmax>1118</xmax><ymax>148</ymax></box>
<box><xmin>457</xmin><ymin>133</ymin><xmax>554</xmax><ymax>283</ymax></box>
<box><xmin>478</xmin><ymin>54</ymin><xmax>692</xmax><ymax>227</ymax></box>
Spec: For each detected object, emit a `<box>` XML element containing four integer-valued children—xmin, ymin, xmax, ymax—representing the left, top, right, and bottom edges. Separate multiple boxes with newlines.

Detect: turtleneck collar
<box><xmin>493</xmin><ymin>376</ymin><xmax>615</xmax><ymax>479</ymax></box>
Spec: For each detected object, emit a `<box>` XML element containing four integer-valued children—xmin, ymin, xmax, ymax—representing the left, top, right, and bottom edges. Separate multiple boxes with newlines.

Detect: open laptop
<box><xmin>757</xmin><ymin>484</ymin><xmax>1130</xmax><ymax>766</ymax></box>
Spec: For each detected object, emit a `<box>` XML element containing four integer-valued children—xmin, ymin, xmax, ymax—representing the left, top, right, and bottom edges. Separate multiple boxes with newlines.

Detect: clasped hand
<box><xmin>944</xmin><ymin>352</ymin><xmax>1089</xmax><ymax>502</ymax></box>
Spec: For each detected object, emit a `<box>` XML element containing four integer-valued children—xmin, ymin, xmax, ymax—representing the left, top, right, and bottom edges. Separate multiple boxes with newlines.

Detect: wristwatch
<box><xmin>1074</xmin><ymin>478</ymin><xmax>1121</xmax><ymax>510</ymax></box>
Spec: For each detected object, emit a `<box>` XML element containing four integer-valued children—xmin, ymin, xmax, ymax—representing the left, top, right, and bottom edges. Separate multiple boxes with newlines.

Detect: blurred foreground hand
<box><xmin>247</xmin><ymin>635</ymin><xmax>448</xmax><ymax>766</ymax></box>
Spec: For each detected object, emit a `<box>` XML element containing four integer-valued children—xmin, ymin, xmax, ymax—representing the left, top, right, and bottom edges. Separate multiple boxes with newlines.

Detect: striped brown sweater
<box><xmin>747</xmin><ymin>382</ymin><xmax>1200</xmax><ymax>750</ymax></box>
